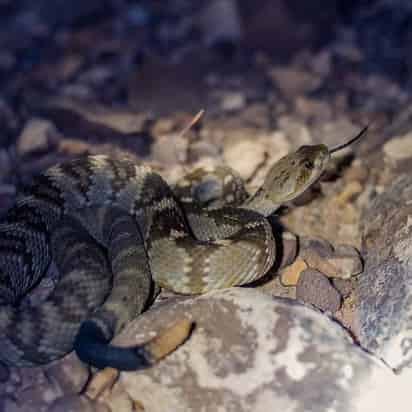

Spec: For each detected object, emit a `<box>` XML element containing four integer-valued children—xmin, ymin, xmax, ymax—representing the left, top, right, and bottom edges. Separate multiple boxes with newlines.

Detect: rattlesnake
<box><xmin>0</xmin><ymin>126</ymin><xmax>367</xmax><ymax>371</ymax></box>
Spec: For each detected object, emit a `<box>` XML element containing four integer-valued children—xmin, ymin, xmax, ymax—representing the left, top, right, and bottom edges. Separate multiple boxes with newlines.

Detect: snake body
<box><xmin>0</xmin><ymin>141</ymin><xmax>338</xmax><ymax>370</ymax></box>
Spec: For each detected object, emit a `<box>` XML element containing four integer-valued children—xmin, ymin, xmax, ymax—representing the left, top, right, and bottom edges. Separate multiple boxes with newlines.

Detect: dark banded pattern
<box><xmin>0</xmin><ymin>141</ymin><xmax>336</xmax><ymax>369</ymax></box>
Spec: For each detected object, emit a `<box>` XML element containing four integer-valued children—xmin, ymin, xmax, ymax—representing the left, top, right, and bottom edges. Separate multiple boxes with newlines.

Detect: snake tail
<box><xmin>74</xmin><ymin>318</ymin><xmax>193</xmax><ymax>370</ymax></box>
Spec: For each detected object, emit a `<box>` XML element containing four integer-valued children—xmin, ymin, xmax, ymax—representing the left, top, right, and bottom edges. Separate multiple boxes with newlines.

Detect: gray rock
<box><xmin>115</xmin><ymin>288</ymin><xmax>384</xmax><ymax>412</ymax></box>
<box><xmin>296</xmin><ymin>269</ymin><xmax>341</xmax><ymax>312</ymax></box>
<box><xmin>357</xmin><ymin>173</ymin><xmax>412</xmax><ymax>372</ymax></box>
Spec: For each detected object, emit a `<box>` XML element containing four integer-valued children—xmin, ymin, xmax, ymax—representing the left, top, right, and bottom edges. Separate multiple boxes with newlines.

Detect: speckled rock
<box><xmin>296</xmin><ymin>269</ymin><xmax>341</xmax><ymax>312</ymax></box>
<box><xmin>358</xmin><ymin>173</ymin><xmax>412</xmax><ymax>372</ymax></box>
<box><xmin>114</xmin><ymin>288</ymin><xmax>388</xmax><ymax>412</ymax></box>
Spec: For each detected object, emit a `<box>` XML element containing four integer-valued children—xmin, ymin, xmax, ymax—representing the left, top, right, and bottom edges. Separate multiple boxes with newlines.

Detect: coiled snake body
<box><xmin>0</xmin><ymin>127</ymin><xmax>366</xmax><ymax>370</ymax></box>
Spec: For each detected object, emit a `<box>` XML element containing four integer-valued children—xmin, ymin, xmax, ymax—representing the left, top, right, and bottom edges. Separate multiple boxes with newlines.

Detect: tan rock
<box><xmin>383</xmin><ymin>132</ymin><xmax>412</xmax><ymax>160</ymax></box>
<box><xmin>223</xmin><ymin>130</ymin><xmax>266</xmax><ymax>179</ymax></box>
<box><xmin>17</xmin><ymin>118</ymin><xmax>59</xmax><ymax>156</ymax></box>
<box><xmin>279</xmin><ymin>258</ymin><xmax>307</xmax><ymax>286</ymax></box>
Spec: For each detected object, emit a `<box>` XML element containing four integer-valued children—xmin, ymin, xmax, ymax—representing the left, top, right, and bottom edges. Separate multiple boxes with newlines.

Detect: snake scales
<box><xmin>0</xmin><ymin>126</ymin><xmax>366</xmax><ymax>371</ymax></box>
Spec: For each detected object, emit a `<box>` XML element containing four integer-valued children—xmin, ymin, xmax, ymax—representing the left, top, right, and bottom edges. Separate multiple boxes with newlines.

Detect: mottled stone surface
<box><xmin>358</xmin><ymin>173</ymin><xmax>412</xmax><ymax>372</ymax></box>
<box><xmin>296</xmin><ymin>269</ymin><xmax>341</xmax><ymax>312</ymax></box>
<box><xmin>116</xmin><ymin>288</ymin><xmax>379</xmax><ymax>412</ymax></box>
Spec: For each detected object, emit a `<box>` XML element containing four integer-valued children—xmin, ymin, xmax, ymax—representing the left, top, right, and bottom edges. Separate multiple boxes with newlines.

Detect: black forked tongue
<box><xmin>329</xmin><ymin>124</ymin><xmax>369</xmax><ymax>155</ymax></box>
<box><xmin>74</xmin><ymin>318</ymin><xmax>193</xmax><ymax>371</ymax></box>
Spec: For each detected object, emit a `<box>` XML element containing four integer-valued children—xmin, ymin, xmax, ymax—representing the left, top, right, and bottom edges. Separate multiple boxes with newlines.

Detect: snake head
<box><xmin>246</xmin><ymin>125</ymin><xmax>368</xmax><ymax>216</ymax></box>
<box><xmin>259</xmin><ymin>144</ymin><xmax>330</xmax><ymax>205</ymax></box>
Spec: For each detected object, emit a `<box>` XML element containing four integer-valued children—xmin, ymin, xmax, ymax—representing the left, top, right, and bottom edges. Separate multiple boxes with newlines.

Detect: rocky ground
<box><xmin>2</xmin><ymin>1</ymin><xmax>412</xmax><ymax>411</ymax></box>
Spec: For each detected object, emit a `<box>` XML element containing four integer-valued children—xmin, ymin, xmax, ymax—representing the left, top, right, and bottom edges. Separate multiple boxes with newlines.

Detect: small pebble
<box><xmin>296</xmin><ymin>269</ymin><xmax>341</xmax><ymax>313</ymax></box>
<box><xmin>279</xmin><ymin>258</ymin><xmax>307</xmax><ymax>286</ymax></box>
<box><xmin>85</xmin><ymin>368</ymin><xmax>119</xmax><ymax>401</ymax></box>
<box><xmin>220</xmin><ymin>92</ymin><xmax>246</xmax><ymax>112</ymax></box>
<box><xmin>17</xmin><ymin>118</ymin><xmax>59</xmax><ymax>156</ymax></box>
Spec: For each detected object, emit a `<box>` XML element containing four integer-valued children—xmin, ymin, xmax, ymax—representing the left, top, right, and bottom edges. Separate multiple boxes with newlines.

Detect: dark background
<box><xmin>0</xmin><ymin>0</ymin><xmax>411</xmax><ymax>149</ymax></box>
